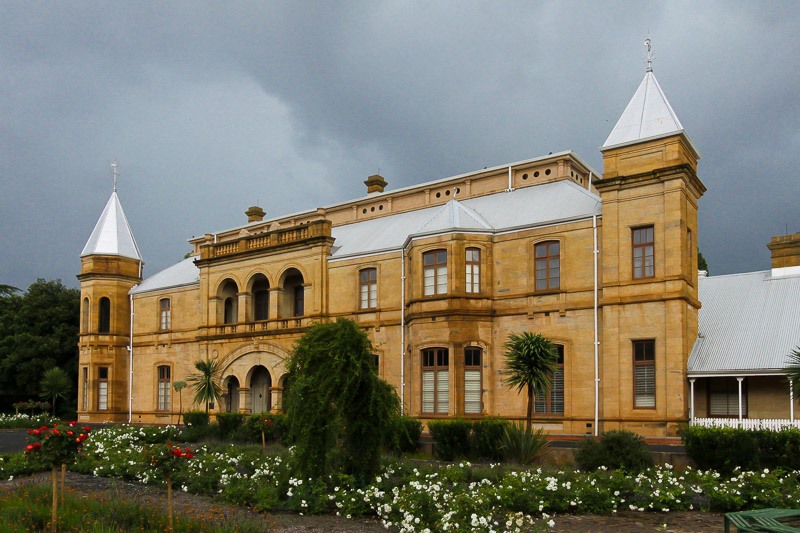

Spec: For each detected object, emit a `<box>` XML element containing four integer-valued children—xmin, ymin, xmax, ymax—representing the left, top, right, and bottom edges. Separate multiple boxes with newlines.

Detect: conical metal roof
<box><xmin>602</xmin><ymin>71</ymin><xmax>686</xmax><ymax>150</ymax></box>
<box><xmin>80</xmin><ymin>191</ymin><xmax>142</xmax><ymax>260</ymax></box>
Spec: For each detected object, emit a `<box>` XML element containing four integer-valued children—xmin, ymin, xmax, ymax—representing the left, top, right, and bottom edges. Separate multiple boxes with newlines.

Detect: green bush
<box><xmin>216</xmin><ymin>412</ymin><xmax>245</xmax><ymax>439</ymax></box>
<box><xmin>499</xmin><ymin>422</ymin><xmax>548</xmax><ymax>464</ymax></box>
<box><xmin>183</xmin><ymin>411</ymin><xmax>209</xmax><ymax>427</ymax></box>
<box><xmin>245</xmin><ymin>413</ymin><xmax>290</xmax><ymax>444</ymax></box>
<box><xmin>386</xmin><ymin>416</ymin><xmax>422</xmax><ymax>454</ymax></box>
<box><xmin>683</xmin><ymin>426</ymin><xmax>800</xmax><ymax>473</ymax></box>
<box><xmin>575</xmin><ymin>430</ymin><xmax>653</xmax><ymax>473</ymax></box>
<box><xmin>428</xmin><ymin>419</ymin><xmax>472</xmax><ymax>461</ymax></box>
<box><xmin>470</xmin><ymin>418</ymin><xmax>509</xmax><ymax>461</ymax></box>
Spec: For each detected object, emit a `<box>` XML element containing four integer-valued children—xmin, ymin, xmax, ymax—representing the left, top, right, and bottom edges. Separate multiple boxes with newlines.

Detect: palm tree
<box><xmin>502</xmin><ymin>332</ymin><xmax>559</xmax><ymax>431</ymax></box>
<box><xmin>173</xmin><ymin>381</ymin><xmax>188</xmax><ymax>425</ymax></box>
<box><xmin>786</xmin><ymin>347</ymin><xmax>800</xmax><ymax>395</ymax></box>
<box><xmin>39</xmin><ymin>367</ymin><xmax>72</xmax><ymax>416</ymax></box>
<box><xmin>187</xmin><ymin>359</ymin><xmax>223</xmax><ymax>414</ymax></box>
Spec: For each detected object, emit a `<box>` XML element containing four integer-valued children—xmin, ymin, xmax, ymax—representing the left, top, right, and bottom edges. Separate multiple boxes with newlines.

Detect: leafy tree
<box><xmin>786</xmin><ymin>347</ymin><xmax>800</xmax><ymax>395</ymax></box>
<box><xmin>0</xmin><ymin>280</ymin><xmax>79</xmax><ymax>406</ymax></box>
<box><xmin>173</xmin><ymin>380</ymin><xmax>188</xmax><ymax>425</ymax></box>
<box><xmin>698</xmin><ymin>250</ymin><xmax>709</xmax><ymax>273</ymax></box>
<box><xmin>502</xmin><ymin>332</ymin><xmax>558</xmax><ymax>431</ymax></box>
<box><xmin>39</xmin><ymin>367</ymin><xmax>72</xmax><ymax>416</ymax></box>
<box><xmin>283</xmin><ymin>318</ymin><xmax>400</xmax><ymax>485</ymax></box>
<box><xmin>187</xmin><ymin>359</ymin><xmax>223</xmax><ymax>414</ymax></box>
<box><xmin>0</xmin><ymin>284</ymin><xmax>20</xmax><ymax>297</ymax></box>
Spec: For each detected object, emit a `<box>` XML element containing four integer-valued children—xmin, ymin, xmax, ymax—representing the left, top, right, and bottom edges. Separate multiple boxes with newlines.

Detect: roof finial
<box><xmin>111</xmin><ymin>160</ymin><xmax>119</xmax><ymax>192</ymax></box>
<box><xmin>644</xmin><ymin>38</ymin><xmax>654</xmax><ymax>73</ymax></box>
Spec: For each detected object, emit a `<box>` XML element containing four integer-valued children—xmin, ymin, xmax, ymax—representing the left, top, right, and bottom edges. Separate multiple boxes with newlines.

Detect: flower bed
<box><xmin>3</xmin><ymin>425</ymin><xmax>800</xmax><ymax>532</ymax></box>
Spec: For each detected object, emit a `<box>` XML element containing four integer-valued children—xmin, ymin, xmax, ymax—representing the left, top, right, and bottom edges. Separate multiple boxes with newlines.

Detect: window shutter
<box><xmin>464</xmin><ymin>369</ymin><xmax>481</xmax><ymax>414</ymax></box>
<box><xmin>422</xmin><ymin>370</ymin><xmax>434</xmax><ymax>413</ymax></box>
<box><xmin>634</xmin><ymin>365</ymin><xmax>655</xmax><ymax>407</ymax></box>
<box><xmin>436</xmin><ymin>369</ymin><xmax>449</xmax><ymax>413</ymax></box>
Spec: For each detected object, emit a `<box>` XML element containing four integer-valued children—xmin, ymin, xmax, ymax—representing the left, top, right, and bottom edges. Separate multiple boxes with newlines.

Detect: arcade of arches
<box><xmin>219</xmin><ymin>349</ymin><xmax>289</xmax><ymax>414</ymax></box>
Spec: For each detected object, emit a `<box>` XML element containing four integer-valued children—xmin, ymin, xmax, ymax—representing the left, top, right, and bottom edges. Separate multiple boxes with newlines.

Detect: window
<box><xmin>98</xmin><ymin>297</ymin><xmax>110</xmax><ymax>333</ymax></box>
<box><xmin>81</xmin><ymin>367</ymin><xmax>88</xmax><ymax>411</ymax></box>
<box><xmin>423</xmin><ymin>250</ymin><xmax>448</xmax><ymax>296</ymax></box>
<box><xmin>159</xmin><ymin>298</ymin><xmax>171</xmax><ymax>330</ymax></box>
<box><xmin>633</xmin><ymin>340</ymin><xmax>655</xmax><ymax>408</ymax></box>
<box><xmin>632</xmin><ymin>226</ymin><xmax>655</xmax><ymax>278</ymax></box>
<box><xmin>422</xmin><ymin>348</ymin><xmax>449</xmax><ymax>414</ymax></box>
<box><xmin>360</xmin><ymin>268</ymin><xmax>378</xmax><ymax>309</ymax></box>
<box><xmin>157</xmin><ymin>365</ymin><xmax>171</xmax><ymax>411</ymax></box>
<box><xmin>535</xmin><ymin>241</ymin><xmax>560</xmax><ymax>290</ymax></box>
<box><xmin>464</xmin><ymin>347</ymin><xmax>482</xmax><ymax>414</ymax></box>
<box><xmin>82</xmin><ymin>297</ymin><xmax>89</xmax><ymax>332</ymax></box>
<box><xmin>253</xmin><ymin>280</ymin><xmax>269</xmax><ymax>321</ymax></box>
<box><xmin>371</xmin><ymin>354</ymin><xmax>380</xmax><ymax>372</ymax></box>
<box><xmin>223</xmin><ymin>297</ymin><xmax>236</xmax><ymax>324</ymax></box>
<box><xmin>465</xmin><ymin>248</ymin><xmax>480</xmax><ymax>293</ymax></box>
<box><xmin>708</xmin><ymin>377</ymin><xmax>747</xmax><ymax>417</ymax></box>
<box><xmin>534</xmin><ymin>344</ymin><xmax>565</xmax><ymax>414</ymax></box>
<box><xmin>293</xmin><ymin>285</ymin><xmax>304</xmax><ymax>316</ymax></box>
<box><xmin>98</xmin><ymin>367</ymin><xmax>109</xmax><ymax>410</ymax></box>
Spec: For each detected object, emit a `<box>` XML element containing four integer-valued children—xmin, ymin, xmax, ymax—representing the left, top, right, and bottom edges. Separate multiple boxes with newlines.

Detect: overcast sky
<box><xmin>1</xmin><ymin>1</ymin><xmax>799</xmax><ymax>291</ymax></box>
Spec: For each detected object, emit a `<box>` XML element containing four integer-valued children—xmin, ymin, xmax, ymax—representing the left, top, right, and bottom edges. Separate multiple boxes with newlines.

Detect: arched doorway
<box><xmin>250</xmin><ymin>365</ymin><xmax>271</xmax><ymax>414</ymax></box>
<box><xmin>224</xmin><ymin>376</ymin><xmax>240</xmax><ymax>413</ymax></box>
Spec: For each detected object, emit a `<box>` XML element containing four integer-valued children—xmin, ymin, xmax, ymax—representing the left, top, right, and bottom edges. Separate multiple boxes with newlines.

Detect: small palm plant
<box><xmin>39</xmin><ymin>367</ymin><xmax>72</xmax><ymax>416</ymax></box>
<box><xmin>502</xmin><ymin>332</ymin><xmax>559</xmax><ymax>431</ymax></box>
<box><xmin>187</xmin><ymin>359</ymin><xmax>223</xmax><ymax>414</ymax></box>
<box><xmin>173</xmin><ymin>381</ymin><xmax>187</xmax><ymax>425</ymax></box>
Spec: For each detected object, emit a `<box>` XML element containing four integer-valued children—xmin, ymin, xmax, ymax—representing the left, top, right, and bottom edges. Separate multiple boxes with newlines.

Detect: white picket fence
<box><xmin>692</xmin><ymin>417</ymin><xmax>800</xmax><ymax>431</ymax></box>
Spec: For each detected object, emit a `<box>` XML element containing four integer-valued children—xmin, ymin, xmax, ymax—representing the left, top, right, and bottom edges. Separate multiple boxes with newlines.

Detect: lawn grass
<box><xmin>0</xmin><ymin>483</ymin><xmax>264</xmax><ymax>532</ymax></box>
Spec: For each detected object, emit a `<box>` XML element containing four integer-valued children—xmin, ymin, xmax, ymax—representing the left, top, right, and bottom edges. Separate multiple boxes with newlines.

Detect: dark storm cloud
<box><xmin>1</xmin><ymin>1</ymin><xmax>798</xmax><ymax>290</ymax></box>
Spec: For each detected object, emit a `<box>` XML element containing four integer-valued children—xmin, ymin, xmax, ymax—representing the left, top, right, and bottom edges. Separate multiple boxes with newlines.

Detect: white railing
<box><xmin>692</xmin><ymin>417</ymin><xmax>800</xmax><ymax>431</ymax></box>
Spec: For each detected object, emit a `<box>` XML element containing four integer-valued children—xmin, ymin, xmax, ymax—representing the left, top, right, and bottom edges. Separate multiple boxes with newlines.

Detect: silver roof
<box><xmin>688</xmin><ymin>270</ymin><xmax>800</xmax><ymax>376</ymax></box>
<box><xmin>81</xmin><ymin>191</ymin><xmax>142</xmax><ymax>260</ymax></box>
<box><xmin>330</xmin><ymin>180</ymin><xmax>601</xmax><ymax>260</ymax></box>
<box><xmin>130</xmin><ymin>256</ymin><xmax>199</xmax><ymax>295</ymax></box>
<box><xmin>602</xmin><ymin>71</ymin><xmax>691</xmax><ymax>151</ymax></box>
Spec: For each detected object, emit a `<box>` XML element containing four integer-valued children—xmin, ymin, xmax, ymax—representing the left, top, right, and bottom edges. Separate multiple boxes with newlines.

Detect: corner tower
<box><xmin>593</xmin><ymin>42</ymin><xmax>706</xmax><ymax>436</ymax></box>
<box><xmin>77</xmin><ymin>181</ymin><xmax>142</xmax><ymax>422</ymax></box>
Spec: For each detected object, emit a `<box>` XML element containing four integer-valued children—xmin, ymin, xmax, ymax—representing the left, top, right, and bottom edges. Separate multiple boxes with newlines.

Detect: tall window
<box><xmin>159</xmin><ymin>298</ymin><xmax>171</xmax><ymax>330</ymax></box>
<box><xmin>708</xmin><ymin>377</ymin><xmax>747</xmax><ymax>417</ymax></box>
<box><xmin>253</xmin><ymin>280</ymin><xmax>269</xmax><ymax>321</ymax></box>
<box><xmin>464</xmin><ymin>347</ymin><xmax>482</xmax><ymax>414</ymax></box>
<box><xmin>223</xmin><ymin>297</ymin><xmax>236</xmax><ymax>324</ymax></box>
<box><xmin>81</xmin><ymin>367</ymin><xmax>88</xmax><ymax>411</ymax></box>
<box><xmin>98</xmin><ymin>297</ymin><xmax>110</xmax><ymax>333</ymax></box>
<box><xmin>98</xmin><ymin>367</ymin><xmax>109</xmax><ymax>410</ymax></box>
<box><xmin>360</xmin><ymin>268</ymin><xmax>378</xmax><ymax>309</ymax></box>
<box><xmin>423</xmin><ymin>250</ymin><xmax>448</xmax><ymax>296</ymax></box>
<box><xmin>632</xmin><ymin>226</ymin><xmax>655</xmax><ymax>278</ymax></box>
<box><xmin>82</xmin><ymin>297</ymin><xmax>89</xmax><ymax>332</ymax></box>
<box><xmin>534</xmin><ymin>344</ymin><xmax>565</xmax><ymax>414</ymax></box>
<box><xmin>465</xmin><ymin>248</ymin><xmax>480</xmax><ymax>293</ymax></box>
<box><xmin>293</xmin><ymin>285</ymin><xmax>304</xmax><ymax>316</ymax></box>
<box><xmin>157</xmin><ymin>365</ymin><xmax>171</xmax><ymax>411</ymax></box>
<box><xmin>633</xmin><ymin>340</ymin><xmax>655</xmax><ymax>408</ymax></box>
<box><xmin>534</xmin><ymin>241</ymin><xmax>560</xmax><ymax>290</ymax></box>
<box><xmin>422</xmin><ymin>348</ymin><xmax>449</xmax><ymax>414</ymax></box>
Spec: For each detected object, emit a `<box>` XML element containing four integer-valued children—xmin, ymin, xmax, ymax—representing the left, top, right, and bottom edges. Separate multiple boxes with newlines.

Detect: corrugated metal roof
<box><xmin>688</xmin><ymin>270</ymin><xmax>800</xmax><ymax>375</ymax></box>
<box><xmin>130</xmin><ymin>256</ymin><xmax>199</xmax><ymax>294</ymax></box>
<box><xmin>330</xmin><ymin>180</ymin><xmax>601</xmax><ymax>260</ymax></box>
<box><xmin>602</xmin><ymin>71</ymin><xmax>690</xmax><ymax>151</ymax></box>
<box><xmin>81</xmin><ymin>191</ymin><xmax>142</xmax><ymax>260</ymax></box>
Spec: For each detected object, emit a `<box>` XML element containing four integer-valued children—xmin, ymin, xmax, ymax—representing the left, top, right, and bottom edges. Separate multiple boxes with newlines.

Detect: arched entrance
<box><xmin>224</xmin><ymin>376</ymin><xmax>240</xmax><ymax>412</ymax></box>
<box><xmin>250</xmin><ymin>365</ymin><xmax>271</xmax><ymax>414</ymax></box>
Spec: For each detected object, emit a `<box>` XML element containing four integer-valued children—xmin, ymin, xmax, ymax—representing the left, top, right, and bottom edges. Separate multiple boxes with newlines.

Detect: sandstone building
<box><xmin>77</xmin><ymin>63</ymin><xmax>720</xmax><ymax>437</ymax></box>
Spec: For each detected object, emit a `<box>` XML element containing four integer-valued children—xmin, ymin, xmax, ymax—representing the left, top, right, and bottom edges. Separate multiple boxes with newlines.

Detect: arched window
<box><xmin>157</xmin><ymin>365</ymin><xmax>171</xmax><ymax>411</ymax></box>
<box><xmin>224</xmin><ymin>297</ymin><xmax>236</xmax><ymax>324</ymax></box>
<box><xmin>97</xmin><ymin>366</ymin><xmax>109</xmax><ymax>410</ymax></box>
<box><xmin>218</xmin><ymin>279</ymin><xmax>239</xmax><ymax>324</ymax></box>
<box><xmin>534</xmin><ymin>241</ymin><xmax>560</xmax><ymax>291</ymax></box>
<box><xmin>82</xmin><ymin>297</ymin><xmax>89</xmax><ymax>332</ymax></box>
<box><xmin>252</xmin><ymin>277</ymin><xmax>270</xmax><ymax>321</ymax></box>
<box><xmin>98</xmin><ymin>297</ymin><xmax>111</xmax><ymax>333</ymax></box>
<box><xmin>282</xmin><ymin>270</ymin><xmax>304</xmax><ymax>317</ymax></box>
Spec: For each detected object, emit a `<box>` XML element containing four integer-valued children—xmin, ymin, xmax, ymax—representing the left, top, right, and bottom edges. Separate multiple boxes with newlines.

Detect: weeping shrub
<box><xmin>499</xmin><ymin>422</ymin><xmax>549</xmax><ymax>464</ymax></box>
<box><xmin>575</xmin><ymin>430</ymin><xmax>653</xmax><ymax>473</ymax></box>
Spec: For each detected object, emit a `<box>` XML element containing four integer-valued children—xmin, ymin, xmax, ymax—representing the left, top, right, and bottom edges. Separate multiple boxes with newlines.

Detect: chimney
<box><xmin>364</xmin><ymin>174</ymin><xmax>388</xmax><ymax>194</ymax></box>
<box><xmin>767</xmin><ymin>232</ymin><xmax>800</xmax><ymax>277</ymax></box>
<box><xmin>245</xmin><ymin>205</ymin><xmax>266</xmax><ymax>223</ymax></box>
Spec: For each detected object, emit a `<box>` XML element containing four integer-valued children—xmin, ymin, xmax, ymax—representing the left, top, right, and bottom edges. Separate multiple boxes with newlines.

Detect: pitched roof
<box><xmin>602</xmin><ymin>71</ymin><xmax>689</xmax><ymax>150</ymax></box>
<box><xmin>130</xmin><ymin>256</ymin><xmax>199</xmax><ymax>294</ymax></box>
<box><xmin>687</xmin><ymin>270</ymin><xmax>800</xmax><ymax>376</ymax></box>
<box><xmin>81</xmin><ymin>191</ymin><xmax>142</xmax><ymax>260</ymax></box>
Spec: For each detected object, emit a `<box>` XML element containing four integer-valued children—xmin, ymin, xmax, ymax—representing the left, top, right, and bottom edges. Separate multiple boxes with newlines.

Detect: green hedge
<box><xmin>428</xmin><ymin>419</ymin><xmax>472</xmax><ymax>461</ymax></box>
<box><xmin>386</xmin><ymin>416</ymin><xmax>422</xmax><ymax>454</ymax></box>
<box><xmin>575</xmin><ymin>430</ymin><xmax>653</xmax><ymax>473</ymax></box>
<box><xmin>683</xmin><ymin>426</ymin><xmax>800</xmax><ymax>473</ymax></box>
<box><xmin>216</xmin><ymin>412</ymin><xmax>245</xmax><ymax>439</ymax></box>
<box><xmin>183</xmin><ymin>411</ymin><xmax>209</xmax><ymax>427</ymax></box>
<box><xmin>470</xmin><ymin>418</ymin><xmax>509</xmax><ymax>461</ymax></box>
